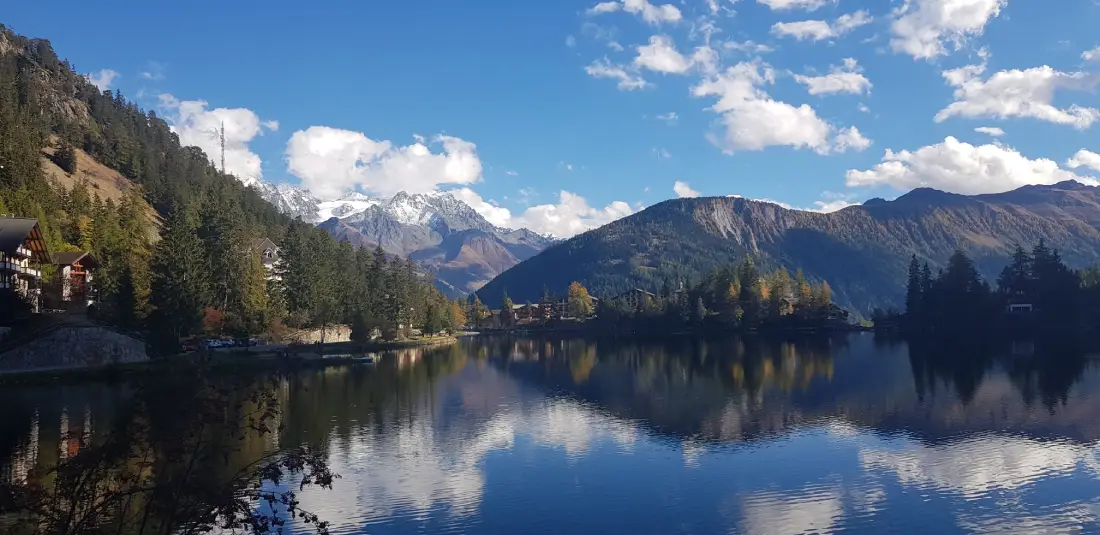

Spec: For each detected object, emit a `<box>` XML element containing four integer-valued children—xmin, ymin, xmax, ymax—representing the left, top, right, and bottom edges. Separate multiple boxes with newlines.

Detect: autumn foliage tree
<box><xmin>567</xmin><ymin>281</ymin><xmax>594</xmax><ymax>318</ymax></box>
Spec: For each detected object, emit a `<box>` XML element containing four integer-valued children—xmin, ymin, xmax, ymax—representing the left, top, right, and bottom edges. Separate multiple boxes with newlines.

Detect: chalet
<box><xmin>49</xmin><ymin>251</ymin><xmax>99</xmax><ymax>311</ymax></box>
<box><xmin>825</xmin><ymin>303</ymin><xmax>849</xmax><ymax>322</ymax></box>
<box><xmin>0</xmin><ymin>217</ymin><xmax>51</xmax><ymax>313</ymax></box>
<box><xmin>250</xmin><ymin>238</ymin><xmax>281</xmax><ymax>280</ymax></box>
<box><xmin>614</xmin><ymin>288</ymin><xmax>656</xmax><ymax>310</ymax></box>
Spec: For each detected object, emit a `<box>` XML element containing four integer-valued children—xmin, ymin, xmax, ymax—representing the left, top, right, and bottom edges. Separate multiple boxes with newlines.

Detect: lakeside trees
<box><xmin>0</xmin><ymin>27</ymin><xmax>460</xmax><ymax>348</ymax></box>
<box><xmin>595</xmin><ymin>259</ymin><xmax>842</xmax><ymax>332</ymax></box>
<box><xmin>904</xmin><ymin>242</ymin><xmax>1092</xmax><ymax>335</ymax></box>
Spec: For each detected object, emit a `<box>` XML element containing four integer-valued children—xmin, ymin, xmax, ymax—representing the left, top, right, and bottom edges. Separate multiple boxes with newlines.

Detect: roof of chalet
<box><xmin>251</xmin><ymin>238</ymin><xmax>278</xmax><ymax>251</ymax></box>
<box><xmin>53</xmin><ymin>251</ymin><xmax>100</xmax><ymax>269</ymax></box>
<box><xmin>615</xmin><ymin>288</ymin><xmax>656</xmax><ymax>299</ymax></box>
<box><xmin>0</xmin><ymin>217</ymin><xmax>50</xmax><ymax>263</ymax></box>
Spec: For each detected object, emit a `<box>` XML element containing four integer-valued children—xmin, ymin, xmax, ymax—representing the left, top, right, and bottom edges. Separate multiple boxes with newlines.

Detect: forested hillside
<box><xmin>477</xmin><ymin>182</ymin><xmax>1100</xmax><ymax>313</ymax></box>
<box><xmin>0</xmin><ymin>25</ymin><xmax>463</xmax><ymax>347</ymax></box>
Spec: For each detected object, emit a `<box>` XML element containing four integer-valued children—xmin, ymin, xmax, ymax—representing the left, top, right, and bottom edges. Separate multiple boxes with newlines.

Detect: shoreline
<box><xmin>0</xmin><ymin>335</ymin><xmax>458</xmax><ymax>385</ymax></box>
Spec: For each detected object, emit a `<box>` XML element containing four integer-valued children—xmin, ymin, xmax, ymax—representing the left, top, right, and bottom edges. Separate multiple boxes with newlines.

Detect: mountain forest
<box><xmin>477</xmin><ymin>186</ymin><xmax>1100</xmax><ymax>314</ymax></box>
<box><xmin>0</xmin><ymin>25</ymin><xmax>464</xmax><ymax>350</ymax></box>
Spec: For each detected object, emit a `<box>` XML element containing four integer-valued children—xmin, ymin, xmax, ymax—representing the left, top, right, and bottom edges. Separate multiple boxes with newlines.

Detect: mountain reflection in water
<box><xmin>4</xmin><ymin>333</ymin><xmax>1100</xmax><ymax>534</ymax></box>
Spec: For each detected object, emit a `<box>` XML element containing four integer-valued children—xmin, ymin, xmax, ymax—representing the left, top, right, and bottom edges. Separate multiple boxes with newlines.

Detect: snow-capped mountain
<box><xmin>316</xmin><ymin>191</ymin><xmax>381</xmax><ymax>222</ymax></box>
<box><xmin>248</xmin><ymin>180</ymin><xmax>321</xmax><ymax>222</ymax></box>
<box><xmin>243</xmin><ymin>178</ymin><xmax>556</xmax><ymax>297</ymax></box>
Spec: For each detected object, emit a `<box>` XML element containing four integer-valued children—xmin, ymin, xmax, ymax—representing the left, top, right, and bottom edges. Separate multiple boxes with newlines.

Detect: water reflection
<box><xmin>3</xmin><ymin>335</ymin><xmax>1100</xmax><ymax>534</ymax></box>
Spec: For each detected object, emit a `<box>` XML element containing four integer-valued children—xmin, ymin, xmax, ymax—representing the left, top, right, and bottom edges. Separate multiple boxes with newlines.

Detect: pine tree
<box><xmin>693</xmin><ymin>297</ymin><xmax>707</xmax><ymax>324</ymax></box>
<box><xmin>906</xmin><ymin>254</ymin><xmax>922</xmax><ymax>316</ymax></box>
<box><xmin>149</xmin><ymin>208</ymin><xmax>209</xmax><ymax>353</ymax></box>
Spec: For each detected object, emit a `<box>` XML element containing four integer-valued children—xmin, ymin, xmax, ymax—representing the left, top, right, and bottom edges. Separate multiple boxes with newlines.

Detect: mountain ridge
<box><xmin>476</xmin><ymin>180</ymin><xmax>1100</xmax><ymax>313</ymax></box>
<box><xmin>242</xmin><ymin>177</ymin><xmax>556</xmax><ymax>296</ymax></box>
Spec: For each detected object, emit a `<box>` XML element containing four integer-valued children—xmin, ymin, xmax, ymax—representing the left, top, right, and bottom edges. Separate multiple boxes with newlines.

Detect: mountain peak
<box><xmin>337</xmin><ymin>191</ymin><xmax>376</xmax><ymax>202</ymax></box>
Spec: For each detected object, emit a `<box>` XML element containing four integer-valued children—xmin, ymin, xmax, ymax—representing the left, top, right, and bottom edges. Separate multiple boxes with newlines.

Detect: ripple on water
<box><xmin>859</xmin><ymin>432</ymin><xmax>1093</xmax><ymax>500</ymax></box>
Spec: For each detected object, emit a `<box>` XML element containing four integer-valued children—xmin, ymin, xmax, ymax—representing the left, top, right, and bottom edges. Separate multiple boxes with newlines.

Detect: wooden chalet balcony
<box><xmin>0</xmin><ymin>261</ymin><xmax>40</xmax><ymax>278</ymax></box>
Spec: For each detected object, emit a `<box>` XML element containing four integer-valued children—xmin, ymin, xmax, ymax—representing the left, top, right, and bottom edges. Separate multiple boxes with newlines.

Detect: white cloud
<box><xmin>581</xmin><ymin>22</ymin><xmax>625</xmax><ymax>51</ymax></box>
<box><xmin>285</xmin><ymin>127</ymin><xmax>482</xmax><ymax>200</ymax></box>
<box><xmin>692</xmin><ymin>60</ymin><xmax>866</xmax><ymax>155</ymax></box>
<box><xmin>772</xmin><ymin>10</ymin><xmax>872</xmax><ymax>41</ymax></box>
<box><xmin>813</xmin><ymin>199</ymin><xmax>857</xmax><ymax>212</ymax></box>
<box><xmin>655</xmin><ymin>111</ymin><xmax>679</xmax><ymax>124</ymax></box>
<box><xmin>504</xmin><ymin>170</ymin><xmax>519</xmax><ymax>176</ymax></box>
<box><xmin>756</xmin><ymin>0</ymin><xmax>832</xmax><ymax>10</ymax></box>
<box><xmin>587</xmin><ymin>0</ymin><xmax>682</xmax><ymax>24</ymax></box>
<box><xmin>587</xmin><ymin>1</ymin><xmax>622</xmax><ymax>15</ymax></box>
<box><xmin>834</xmin><ymin>126</ymin><xmax>873</xmax><ymax>153</ymax></box>
<box><xmin>890</xmin><ymin>0</ymin><xmax>1006</xmax><ymax>60</ymax></box>
<box><xmin>449</xmin><ymin>188</ymin><xmax>515</xmax><ymax>228</ymax></box>
<box><xmin>623</xmin><ymin>0</ymin><xmax>683</xmax><ymax>24</ymax></box>
<box><xmin>674</xmin><ymin>181</ymin><xmax>700</xmax><ymax>197</ymax></box>
<box><xmin>634</xmin><ymin>35</ymin><xmax>693</xmax><ymax>74</ymax></box>
<box><xmin>846</xmin><ymin>136</ymin><xmax>1095</xmax><ymax>194</ymax></box>
<box><xmin>858</xmin><ymin>103</ymin><xmax>871</xmax><ymax>113</ymax></box>
<box><xmin>794</xmin><ymin>58</ymin><xmax>872</xmax><ymax>95</ymax></box>
<box><xmin>566</xmin><ymin>35</ymin><xmax>578</xmax><ymax>48</ymax></box>
<box><xmin>261</xmin><ymin>120</ymin><xmax>280</xmax><ymax>131</ymax></box>
<box><xmin>1083</xmin><ymin>46</ymin><xmax>1100</xmax><ymax>61</ymax></box>
<box><xmin>449</xmin><ymin>188</ymin><xmax>632</xmax><ymax>237</ymax></box>
<box><xmin>517</xmin><ymin>191</ymin><xmax>634</xmax><ymax>237</ymax></box>
<box><xmin>974</xmin><ymin>126</ymin><xmax>1004</xmax><ymax>137</ymax></box>
<box><xmin>585</xmin><ymin>58</ymin><xmax>651</xmax><ymax>90</ymax></box>
<box><xmin>85</xmin><ymin>69</ymin><xmax>119</xmax><ymax>91</ymax></box>
<box><xmin>158</xmin><ymin>94</ymin><xmax>277</xmax><ymax>181</ymax></box>
<box><xmin>1067</xmin><ymin>149</ymin><xmax>1100</xmax><ymax>172</ymax></box>
<box><xmin>140</xmin><ymin>61</ymin><xmax>166</xmax><ymax>81</ymax></box>
<box><xmin>729</xmin><ymin>193</ymin><xmax>859</xmax><ymax>213</ymax></box>
<box><xmin>654</xmin><ymin>148</ymin><xmax>672</xmax><ymax>159</ymax></box>
<box><xmin>936</xmin><ymin>59</ymin><xmax>1100</xmax><ymax>129</ymax></box>
<box><xmin>721</xmin><ymin>40</ymin><xmax>775</xmax><ymax>54</ymax></box>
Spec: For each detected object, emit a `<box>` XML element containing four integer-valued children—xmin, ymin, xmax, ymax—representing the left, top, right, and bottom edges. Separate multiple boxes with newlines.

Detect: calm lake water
<box><xmin>5</xmin><ymin>334</ymin><xmax>1100</xmax><ymax>534</ymax></box>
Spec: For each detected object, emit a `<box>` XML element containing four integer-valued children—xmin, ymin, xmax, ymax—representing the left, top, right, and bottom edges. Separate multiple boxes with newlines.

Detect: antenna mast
<box><xmin>219</xmin><ymin>122</ymin><xmax>226</xmax><ymax>174</ymax></box>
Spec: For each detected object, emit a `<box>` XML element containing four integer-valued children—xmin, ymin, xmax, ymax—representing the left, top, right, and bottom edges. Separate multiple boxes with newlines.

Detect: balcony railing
<box><xmin>0</xmin><ymin>263</ymin><xmax>42</xmax><ymax>278</ymax></box>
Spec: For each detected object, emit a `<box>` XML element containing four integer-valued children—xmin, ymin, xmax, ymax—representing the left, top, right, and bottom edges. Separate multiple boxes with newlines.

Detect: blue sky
<box><xmin>7</xmin><ymin>0</ymin><xmax>1100</xmax><ymax>236</ymax></box>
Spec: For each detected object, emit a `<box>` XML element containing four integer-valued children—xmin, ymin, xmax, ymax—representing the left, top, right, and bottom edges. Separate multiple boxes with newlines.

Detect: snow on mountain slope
<box><xmin>243</xmin><ymin>177</ymin><xmax>556</xmax><ymax>296</ymax></box>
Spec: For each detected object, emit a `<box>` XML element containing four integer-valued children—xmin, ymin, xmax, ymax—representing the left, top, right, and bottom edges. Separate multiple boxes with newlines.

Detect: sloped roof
<box><xmin>251</xmin><ymin>237</ymin><xmax>278</xmax><ymax>251</ymax></box>
<box><xmin>53</xmin><ymin>251</ymin><xmax>99</xmax><ymax>268</ymax></box>
<box><xmin>0</xmin><ymin>217</ymin><xmax>50</xmax><ymax>263</ymax></box>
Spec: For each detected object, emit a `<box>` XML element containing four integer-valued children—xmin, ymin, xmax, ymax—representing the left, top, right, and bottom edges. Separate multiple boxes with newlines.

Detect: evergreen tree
<box><xmin>693</xmin><ymin>297</ymin><xmax>707</xmax><ymax>324</ymax></box>
<box><xmin>148</xmin><ymin>208</ymin><xmax>209</xmax><ymax>353</ymax></box>
<box><xmin>53</xmin><ymin>139</ymin><xmax>77</xmax><ymax>173</ymax></box>
<box><xmin>906</xmin><ymin>254</ymin><xmax>922</xmax><ymax>316</ymax></box>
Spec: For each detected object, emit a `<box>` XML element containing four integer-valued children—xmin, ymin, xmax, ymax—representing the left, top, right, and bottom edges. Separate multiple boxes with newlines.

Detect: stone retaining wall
<box><xmin>284</xmin><ymin>324</ymin><xmax>352</xmax><ymax>344</ymax></box>
<box><xmin>0</xmin><ymin>325</ymin><xmax>148</xmax><ymax>374</ymax></box>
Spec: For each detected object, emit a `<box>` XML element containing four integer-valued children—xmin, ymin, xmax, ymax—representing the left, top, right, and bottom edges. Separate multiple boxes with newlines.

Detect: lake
<box><xmin>4</xmin><ymin>333</ymin><xmax>1100</xmax><ymax>534</ymax></box>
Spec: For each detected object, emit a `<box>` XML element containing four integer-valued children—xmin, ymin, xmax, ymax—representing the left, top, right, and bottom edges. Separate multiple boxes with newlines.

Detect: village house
<box><xmin>0</xmin><ymin>217</ymin><xmax>51</xmax><ymax>314</ymax></box>
<box><xmin>250</xmin><ymin>238</ymin><xmax>281</xmax><ymax>280</ymax></box>
<box><xmin>47</xmin><ymin>251</ymin><xmax>99</xmax><ymax>312</ymax></box>
<box><xmin>614</xmin><ymin>288</ymin><xmax>657</xmax><ymax>310</ymax></box>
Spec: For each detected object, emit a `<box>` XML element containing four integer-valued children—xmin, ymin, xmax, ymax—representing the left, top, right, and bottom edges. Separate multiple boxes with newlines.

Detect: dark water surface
<box><xmin>5</xmin><ymin>334</ymin><xmax>1100</xmax><ymax>534</ymax></box>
